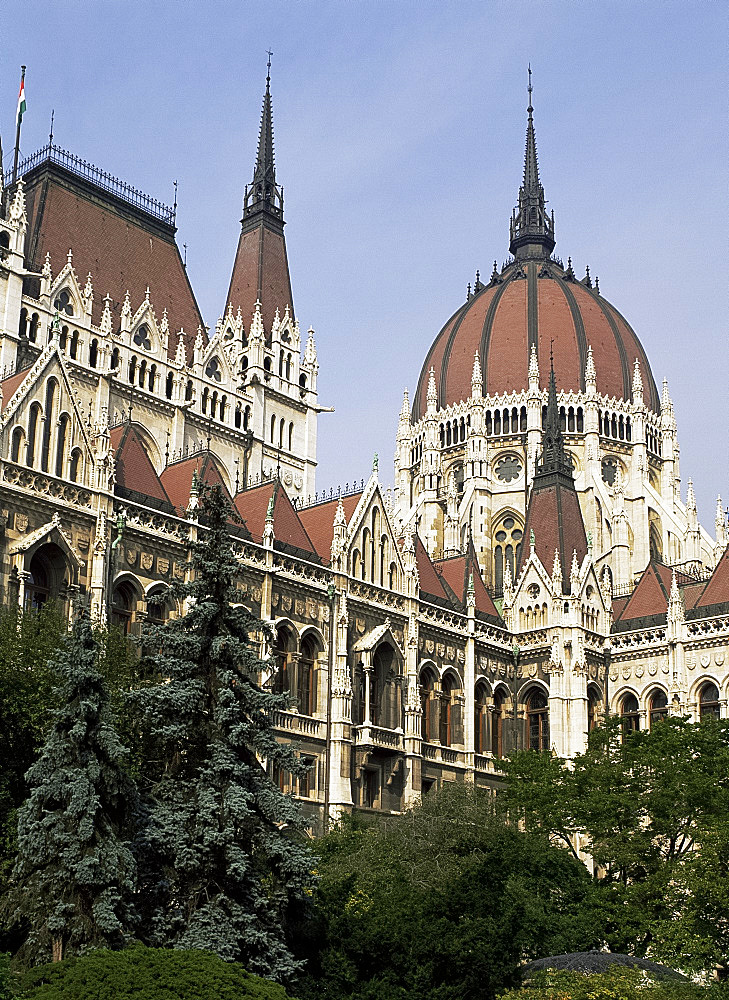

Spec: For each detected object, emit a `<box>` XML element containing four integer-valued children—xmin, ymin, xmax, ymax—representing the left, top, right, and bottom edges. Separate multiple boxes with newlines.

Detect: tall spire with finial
<box><xmin>226</xmin><ymin>53</ymin><xmax>294</xmax><ymax>332</ymax></box>
<box><xmin>538</xmin><ymin>355</ymin><xmax>571</xmax><ymax>478</ymax></box>
<box><xmin>243</xmin><ymin>50</ymin><xmax>283</xmax><ymax>223</ymax></box>
<box><xmin>509</xmin><ymin>66</ymin><xmax>555</xmax><ymax>261</ymax></box>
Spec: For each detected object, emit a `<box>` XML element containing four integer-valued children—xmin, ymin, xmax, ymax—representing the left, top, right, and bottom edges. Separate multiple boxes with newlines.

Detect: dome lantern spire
<box><xmin>243</xmin><ymin>52</ymin><xmax>284</xmax><ymax>224</ymax></box>
<box><xmin>509</xmin><ymin>66</ymin><xmax>555</xmax><ymax>261</ymax></box>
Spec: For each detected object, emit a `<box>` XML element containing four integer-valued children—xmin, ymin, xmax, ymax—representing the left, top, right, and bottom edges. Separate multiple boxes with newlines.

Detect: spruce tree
<box><xmin>134</xmin><ymin>484</ymin><xmax>314</xmax><ymax>982</ymax></box>
<box><xmin>7</xmin><ymin>610</ymin><xmax>137</xmax><ymax>963</ymax></box>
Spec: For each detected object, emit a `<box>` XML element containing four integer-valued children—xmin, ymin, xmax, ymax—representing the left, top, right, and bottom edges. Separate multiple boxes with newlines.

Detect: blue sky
<box><xmin>3</xmin><ymin>1</ymin><xmax>727</xmax><ymax>530</ymax></box>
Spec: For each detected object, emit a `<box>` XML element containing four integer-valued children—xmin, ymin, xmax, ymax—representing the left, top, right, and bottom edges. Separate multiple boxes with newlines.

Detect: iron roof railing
<box><xmin>3</xmin><ymin>143</ymin><xmax>176</xmax><ymax>226</ymax></box>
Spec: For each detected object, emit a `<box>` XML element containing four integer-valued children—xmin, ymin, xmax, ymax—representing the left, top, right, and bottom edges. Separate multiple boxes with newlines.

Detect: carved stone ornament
<box><xmin>716</xmin><ymin>652</ymin><xmax>725</xmax><ymax>666</ymax></box>
<box><xmin>661</xmin><ymin>663</ymin><xmax>669</xmax><ymax>674</ymax></box>
<box><xmin>436</xmin><ymin>643</ymin><xmax>445</xmax><ymax>658</ymax></box>
<box><xmin>272</xmin><ymin>592</ymin><xmax>280</xmax><ymax>607</ymax></box>
<box><xmin>77</xmin><ymin>536</ymin><xmax>90</xmax><ymax>553</ymax></box>
<box><xmin>458</xmin><ymin>649</ymin><xmax>465</xmax><ymax>663</ymax></box>
<box><xmin>173</xmin><ymin>562</ymin><xmax>185</xmax><ymax>580</ymax></box>
<box><xmin>126</xmin><ymin>548</ymin><xmax>138</xmax><ymax>566</ymax></box>
<box><xmin>307</xmin><ymin>598</ymin><xmax>317</xmax><ymax>620</ymax></box>
<box><xmin>687</xmin><ymin>654</ymin><xmax>696</xmax><ymax>671</ymax></box>
<box><xmin>282</xmin><ymin>596</ymin><xmax>292</xmax><ymax>612</ymax></box>
<box><xmin>356</xmin><ymin>617</ymin><xmax>366</xmax><ymax>635</ymax></box>
<box><xmin>295</xmin><ymin>599</ymin><xmax>306</xmax><ymax>616</ymax></box>
<box><xmin>141</xmin><ymin>553</ymin><xmax>153</xmax><ymax>571</ymax></box>
<box><xmin>294</xmin><ymin>474</ymin><xmax>303</xmax><ymax>491</ymax></box>
<box><xmin>529</xmin><ymin>663</ymin><xmax>537</xmax><ymax>678</ymax></box>
<box><xmin>157</xmin><ymin>557</ymin><xmax>169</xmax><ymax>575</ymax></box>
<box><xmin>15</xmin><ymin>513</ymin><xmax>28</xmax><ymax>533</ymax></box>
<box><xmin>621</xmin><ymin>666</ymin><xmax>631</xmax><ymax>679</ymax></box>
<box><xmin>253</xmin><ymin>586</ymin><xmax>262</xmax><ymax>602</ymax></box>
<box><xmin>635</xmin><ymin>664</ymin><xmax>644</xmax><ymax>678</ymax></box>
<box><xmin>447</xmin><ymin>645</ymin><xmax>455</xmax><ymax>660</ymax></box>
<box><xmin>590</xmin><ymin>663</ymin><xmax>597</xmax><ymax>679</ymax></box>
<box><xmin>426</xmin><ymin>639</ymin><xmax>434</xmax><ymax>654</ymax></box>
<box><xmin>701</xmin><ymin>652</ymin><xmax>711</xmax><ymax>668</ymax></box>
<box><xmin>609</xmin><ymin>667</ymin><xmax>619</xmax><ymax>682</ymax></box>
<box><xmin>648</xmin><ymin>663</ymin><xmax>657</xmax><ymax>675</ymax></box>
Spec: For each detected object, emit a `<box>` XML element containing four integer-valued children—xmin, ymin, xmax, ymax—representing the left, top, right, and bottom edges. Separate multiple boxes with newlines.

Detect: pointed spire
<box><xmin>9</xmin><ymin>178</ymin><xmax>26</xmax><ymax>227</ymax></box>
<box><xmin>632</xmin><ymin>358</ymin><xmax>643</xmax><ymax>406</ymax></box>
<box><xmin>716</xmin><ymin>496</ymin><xmax>726</xmax><ymax>541</ymax></box>
<box><xmin>426</xmin><ymin>366</ymin><xmax>437</xmax><ymax>413</ymax></box>
<box><xmin>304</xmin><ymin>326</ymin><xmax>318</xmax><ymax>367</ymax></box>
<box><xmin>686</xmin><ymin>478</ymin><xmax>697</xmax><ymax>515</ymax></box>
<box><xmin>537</xmin><ymin>358</ymin><xmax>571</xmax><ymax>478</ymax></box>
<box><xmin>585</xmin><ymin>344</ymin><xmax>596</xmax><ymax>391</ymax></box>
<box><xmin>552</xmin><ymin>547</ymin><xmax>562</xmax><ymax>587</ymax></box>
<box><xmin>467</xmin><ymin>572</ymin><xmax>476</xmax><ymax>610</ymax></box>
<box><xmin>243</xmin><ymin>55</ymin><xmax>284</xmax><ymax>223</ymax></box>
<box><xmin>175</xmin><ymin>330</ymin><xmax>187</xmax><ymax>367</ymax></box>
<box><xmin>400</xmin><ymin>387</ymin><xmax>410</xmax><ymax>421</ymax></box>
<box><xmin>100</xmin><ymin>294</ymin><xmax>113</xmax><ymax>337</ymax></box>
<box><xmin>668</xmin><ymin>570</ymin><xmax>685</xmax><ymax>629</ymax></box>
<box><xmin>263</xmin><ymin>491</ymin><xmax>276</xmax><ymax>547</ymax></box>
<box><xmin>83</xmin><ymin>271</ymin><xmax>93</xmax><ymax>303</ymax></box>
<box><xmin>509</xmin><ymin>66</ymin><xmax>555</xmax><ymax>260</ymax></box>
<box><xmin>471</xmin><ymin>351</ymin><xmax>483</xmax><ymax>398</ymax></box>
<box><xmin>528</xmin><ymin>343</ymin><xmax>539</xmax><ymax>385</ymax></box>
<box><xmin>570</xmin><ymin>548</ymin><xmax>580</xmax><ymax>593</ymax></box>
<box><xmin>42</xmin><ymin>251</ymin><xmax>52</xmax><ymax>282</ymax></box>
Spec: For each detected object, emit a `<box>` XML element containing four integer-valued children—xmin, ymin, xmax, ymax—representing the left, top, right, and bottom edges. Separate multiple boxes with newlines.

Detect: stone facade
<box><xmin>0</xmin><ymin>75</ymin><xmax>727</xmax><ymax>836</ymax></box>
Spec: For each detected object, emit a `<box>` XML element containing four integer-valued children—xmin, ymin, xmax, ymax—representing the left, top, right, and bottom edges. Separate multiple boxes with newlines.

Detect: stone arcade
<box><xmin>0</xmin><ymin>71</ymin><xmax>727</xmax><ymax>833</ymax></box>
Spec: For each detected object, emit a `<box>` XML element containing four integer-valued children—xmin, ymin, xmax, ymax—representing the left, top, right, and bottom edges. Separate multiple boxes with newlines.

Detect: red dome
<box><xmin>412</xmin><ymin>260</ymin><xmax>660</xmax><ymax>420</ymax></box>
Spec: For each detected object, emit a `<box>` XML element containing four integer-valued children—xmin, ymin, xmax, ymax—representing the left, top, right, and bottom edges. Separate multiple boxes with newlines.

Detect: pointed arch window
<box><xmin>133</xmin><ymin>324</ymin><xmax>152</xmax><ymax>350</ymax></box>
<box><xmin>69</xmin><ymin>448</ymin><xmax>82</xmax><ymax>483</ymax></box>
<box><xmin>474</xmin><ymin>683</ymin><xmax>489</xmax><ymax>754</ymax></box>
<box><xmin>10</xmin><ymin>426</ymin><xmax>24</xmax><ymax>463</ymax></box>
<box><xmin>699</xmin><ymin>682</ymin><xmax>721</xmax><ymax>721</ymax></box>
<box><xmin>620</xmin><ymin>693</ymin><xmax>640</xmax><ymax>736</ymax></box>
<box><xmin>649</xmin><ymin>689</ymin><xmax>668</xmax><ymax>727</ymax></box>
<box><xmin>53</xmin><ymin>289</ymin><xmax>74</xmax><ymax>316</ymax></box>
<box><xmin>40</xmin><ymin>379</ymin><xmax>58</xmax><ymax>473</ymax></box>
<box><xmin>420</xmin><ymin>669</ymin><xmax>437</xmax><ymax>743</ymax></box>
<box><xmin>89</xmin><ymin>339</ymin><xmax>99</xmax><ymax>368</ymax></box>
<box><xmin>492</xmin><ymin>689</ymin><xmax>505</xmax><ymax>757</ymax></box>
<box><xmin>527</xmin><ymin>689</ymin><xmax>549</xmax><ymax>750</ymax></box>
<box><xmin>205</xmin><ymin>356</ymin><xmax>222</xmax><ymax>382</ymax></box>
<box><xmin>55</xmin><ymin>414</ymin><xmax>69</xmax><ymax>477</ymax></box>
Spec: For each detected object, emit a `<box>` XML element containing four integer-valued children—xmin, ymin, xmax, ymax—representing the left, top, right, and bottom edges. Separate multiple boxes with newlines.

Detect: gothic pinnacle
<box><xmin>632</xmin><ymin>358</ymin><xmax>643</xmax><ymax>404</ymax></box>
<box><xmin>471</xmin><ymin>352</ymin><xmax>483</xmax><ymax>396</ymax></box>
<box><xmin>426</xmin><ymin>366</ymin><xmax>437</xmax><ymax>412</ymax></box>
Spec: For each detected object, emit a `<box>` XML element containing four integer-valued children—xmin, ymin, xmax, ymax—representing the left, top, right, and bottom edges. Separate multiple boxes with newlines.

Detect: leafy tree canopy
<box><xmin>295</xmin><ymin>783</ymin><xmax>598</xmax><ymax>1000</ymax></box>
<box><xmin>497</xmin><ymin>966</ymin><xmax>729</xmax><ymax>1000</ymax></box>
<box><xmin>15</xmin><ymin>945</ymin><xmax>293</xmax><ymax>1000</ymax></box>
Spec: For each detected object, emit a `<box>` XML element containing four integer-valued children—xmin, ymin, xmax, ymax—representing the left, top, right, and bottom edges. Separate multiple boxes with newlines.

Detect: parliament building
<box><xmin>1</xmin><ymin>70</ymin><xmax>727</xmax><ymax>833</ymax></box>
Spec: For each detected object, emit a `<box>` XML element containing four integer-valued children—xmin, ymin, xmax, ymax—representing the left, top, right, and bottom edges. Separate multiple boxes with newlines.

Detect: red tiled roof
<box><xmin>111</xmin><ymin>423</ymin><xmax>171</xmax><ymax>506</ymax></box>
<box><xmin>23</xmin><ymin>162</ymin><xmax>205</xmax><ymax>360</ymax></box>
<box><xmin>415</xmin><ymin>536</ymin><xmax>451</xmax><ymax>603</ymax></box>
<box><xmin>412</xmin><ymin>262</ymin><xmax>659</xmax><ymax>420</ymax></box>
<box><xmin>225</xmin><ymin>222</ymin><xmax>293</xmax><ymax>335</ymax></box>
<box><xmin>615</xmin><ymin>562</ymin><xmax>671</xmax><ymax>622</ymax></box>
<box><xmin>234</xmin><ymin>480</ymin><xmax>317</xmax><ymax>557</ymax></box>
<box><xmin>298</xmin><ymin>493</ymin><xmax>363</xmax><ymax>564</ymax></box>
<box><xmin>1</xmin><ymin>365</ymin><xmax>34</xmax><ymax>407</ymax></box>
<box><xmin>696</xmin><ymin>546</ymin><xmax>729</xmax><ymax>608</ymax></box>
<box><xmin>160</xmin><ymin>453</ymin><xmax>233</xmax><ymax>514</ymax></box>
<box><xmin>435</xmin><ymin>541</ymin><xmax>501</xmax><ymax>621</ymax></box>
<box><xmin>518</xmin><ymin>479</ymin><xmax>588</xmax><ymax>592</ymax></box>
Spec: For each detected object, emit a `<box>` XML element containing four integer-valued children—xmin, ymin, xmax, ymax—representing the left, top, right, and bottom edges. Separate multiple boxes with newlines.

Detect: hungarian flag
<box><xmin>16</xmin><ymin>74</ymin><xmax>26</xmax><ymax>127</ymax></box>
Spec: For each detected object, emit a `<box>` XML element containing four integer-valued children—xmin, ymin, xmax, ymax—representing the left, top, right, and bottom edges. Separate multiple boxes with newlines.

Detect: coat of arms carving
<box><xmin>141</xmin><ymin>553</ymin><xmax>153</xmax><ymax>571</ymax></box>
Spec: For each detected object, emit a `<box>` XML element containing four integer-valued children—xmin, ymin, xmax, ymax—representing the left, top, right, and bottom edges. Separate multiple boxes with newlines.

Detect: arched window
<box><xmin>89</xmin><ymin>339</ymin><xmax>99</xmax><ymax>368</ymax></box>
<box><xmin>235</xmin><ymin>404</ymin><xmax>242</xmax><ymax>429</ymax></box>
<box><xmin>201</xmin><ymin>388</ymin><xmax>209</xmax><ymax>414</ymax></box>
<box><xmin>166</xmin><ymin>372</ymin><xmax>174</xmax><ymax>399</ymax></box>
<box><xmin>474</xmin><ymin>683</ymin><xmax>489</xmax><ymax>754</ymax></box>
<box><xmin>111</xmin><ymin>347</ymin><xmax>120</xmax><ymax>370</ymax></box>
<box><xmin>210</xmin><ymin>391</ymin><xmax>218</xmax><ymax>419</ymax></box>
<box><xmin>420</xmin><ymin>668</ymin><xmax>437</xmax><ymax>742</ymax></box>
<box><xmin>279</xmin><ymin>417</ymin><xmax>286</xmax><ymax>448</ymax></box>
<box><xmin>527</xmin><ymin>689</ymin><xmax>549</xmax><ymax>750</ymax></box>
<box><xmin>129</xmin><ymin>356</ymin><xmax>137</xmax><ymax>384</ymax></box>
<box><xmin>492</xmin><ymin>689</ymin><xmax>505</xmax><ymax>757</ymax></box>
<box><xmin>264</xmin><ymin>356</ymin><xmax>272</xmax><ymax>373</ymax></box>
<box><xmin>244</xmin><ymin>406</ymin><xmax>251</xmax><ymax>430</ymax></box>
<box><xmin>285</xmin><ymin>353</ymin><xmax>291</xmax><ymax>380</ymax></box>
<box><xmin>205</xmin><ymin>356</ymin><xmax>222</xmax><ymax>383</ymax></box>
<box><xmin>148</xmin><ymin>364</ymin><xmax>157</xmax><ymax>392</ymax></box>
<box><xmin>185</xmin><ymin>380</ymin><xmax>194</xmax><ymax>402</ymax></box>
<box><xmin>273</xmin><ymin>627</ymin><xmax>292</xmax><ymax>695</ymax></box>
<box><xmin>40</xmin><ymin>379</ymin><xmax>58</xmax><ymax>472</ymax></box>
<box><xmin>699</xmin><ymin>682</ymin><xmax>721</xmax><ymax>721</ymax></box>
<box><xmin>493</xmin><ymin>515</ymin><xmax>523</xmax><ymax>593</ymax></box>
<box><xmin>10</xmin><ymin>426</ymin><xmax>24</xmax><ymax>463</ymax></box>
<box><xmin>649</xmin><ymin>690</ymin><xmax>668</xmax><ymax>727</ymax></box>
<box><xmin>298</xmin><ymin>635</ymin><xmax>317</xmax><ymax>715</ymax></box>
<box><xmin>440</xmin><ymin>673</ymin><xmax>457</xmax><ymax>746</ymax></box>
<box><xmin>278</xmin><ymin>351</ymin><xmax>284</xmax><ymax>377</ymax></box>
<box><xmin>29</xmin><ymin>313</ymin><xmax>39</xmax><ymax>343</ymax></box>
<box><xmin>588</xmin><ymin>686</ymin><xmax>601</xmax><ymax>732</ymax></box>
<box><xmin>138</xmin><ymin>359</ymin><xmax>147</xmax><ymax>388</ymax></box>
<box><xmin>69</xmin><ymin>330</ymin><xmax>79</xmax><ymax>360</ymax></box>
<box><xmin>146</xmin><ymin>585</ymin><xmax>170</xmax><ymax>623</ymax></box>
<box><xmin>370</xmin><ymin>644</ymin><xmax>394</xmax><ymax>728</ymax></box>
<box><xmin>111</xmin><ymin>581</ymin><xmax>138</xmax><ymax>633</ymax></box>
<box><xmin>270</xmin><ymin>414</ymin><xmax>276</xmax><ymax>443</ymax></box>
<box><xmin>220</xmin><ymin>395</ymin><xmax>227</xmax><ymax>421</ymax></box>
<box><xmin>55</xmin><ymin>413</ymin><xmax>69</xmax><ymax>477</ymax></box>
<box><xmin>620</xmin><ymin>693</ymin><xmax>640</xmax><ymax>735</ymax></box>
<box><xmin>27</xmin><ymin>403</ymin><xmax>41</xmax><ymax>467</ymax></box>
<box><xmin>26</xmin><ymin>544</ymin><xmax>69</xmax><ymax>612</ymax></box>
<box><xmin>299</xmin><ymin>373</ymin><xmax>307</xmax><ymax>389</ymax></box>
<box><xmin>69</xmin><ymin>448</ymin><xmax>82</xmax><ymax>482</ymax></box>
<box><xmin>288</xmin><ymin>422</ymin><xmax>294</xmax><ymax>451</ymax></box>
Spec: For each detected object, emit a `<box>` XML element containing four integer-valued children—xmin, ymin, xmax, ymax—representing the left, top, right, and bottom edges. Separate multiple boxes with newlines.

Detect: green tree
<box><xmin>4</xmin><ymin>611</ymin><xmax>137</xmax><ymax>964</ymax></box>
<box><xmin>497</xmin><ymin>716</ymin><xmax>729</xmax><ymax>963</ymax></box>
<box><xmin>0</xmin><ymin>604</ymin><xmax>66</xmax><ymax>891</ymax></box>
<box><xmin>17</xmin><ymin>945</ymin><xmax>294</xmax><ymax>1000</ymax></box>
<box><xmin>296</xmin><ymin>783</ymin><xmax>598</xmax><ymax>1000</ymax></box>
<box><xmin>133</xmin><ymin>485</ymin><xmax>314</xmax><ymax>982</ymax></box>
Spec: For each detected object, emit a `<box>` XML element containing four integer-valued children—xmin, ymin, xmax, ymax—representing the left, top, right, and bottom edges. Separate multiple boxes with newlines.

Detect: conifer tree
<box><xmin>7</xmin><ymin>610</ymin><xmax>137</xmax><ymax>963</ymax></box>
<box><xmin>134</xmin><ymin>484</ymin><xmax>313</xmax><ymax>982</ymax></box>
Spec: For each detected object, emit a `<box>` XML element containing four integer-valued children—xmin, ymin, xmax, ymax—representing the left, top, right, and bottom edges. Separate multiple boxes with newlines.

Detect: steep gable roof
<box><xmin>0</xmin><ymin>365</ymin><xmax>34</xmax><ymax>406</ymax></box>
<box><xmin>22</xmin><ymin>159</ymin><xmax>204</xmax><ymax>360</ymax></box>
<box><xmin>415</xmin><ymin>535</ymin><xmax>452</xmax><ymax>604</ymax></box>
<box><xmin>519</xmin><ymin>481</ymin><xmax>588</xmax><ymax>593</ymax></box>
<box><xmin>298</xmin><ymin>493</ymin><xmax>363</xmax><ymax>564</ymax></box>
<box><xmin>160</xmin><ymin>452</ymin><xmax>233</xmax><ymax>515</ymax></box>
<box><xmin>435</xmin><ymin>540</ymin><xmax>501</xmax><ymax>623</ymax></box>
<box><xmin>111</xmin><ymin>423</ymin><xmax>172</xmax><ymax>509</ymax></box>
<box><xmin>234</xmin><ymin>480</ymin><xmax>318</xmax><ymax>559</ymax></box>
<box><xmin>696</xmin><ymin>546</ymin><xmax>729</xmax><ymax>609</ymax></box>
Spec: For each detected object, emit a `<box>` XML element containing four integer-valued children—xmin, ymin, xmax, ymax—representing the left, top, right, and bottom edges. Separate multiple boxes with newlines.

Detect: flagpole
<box><xmin>12</xmin><ymin>66</ymin><xmax>26</xmax><ymax>185</ymax></box>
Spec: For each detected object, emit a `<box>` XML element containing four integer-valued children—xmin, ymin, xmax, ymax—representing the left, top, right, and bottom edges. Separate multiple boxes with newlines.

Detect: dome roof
<box><xmin>411</xmin><ymin>260</ymin><xmax>660</xmax><ymax>420</ymax></box>
<box><xmin>412</xmin><ymin>76</ymin><xmax>659</xmax><ymax>421</ymax></box>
